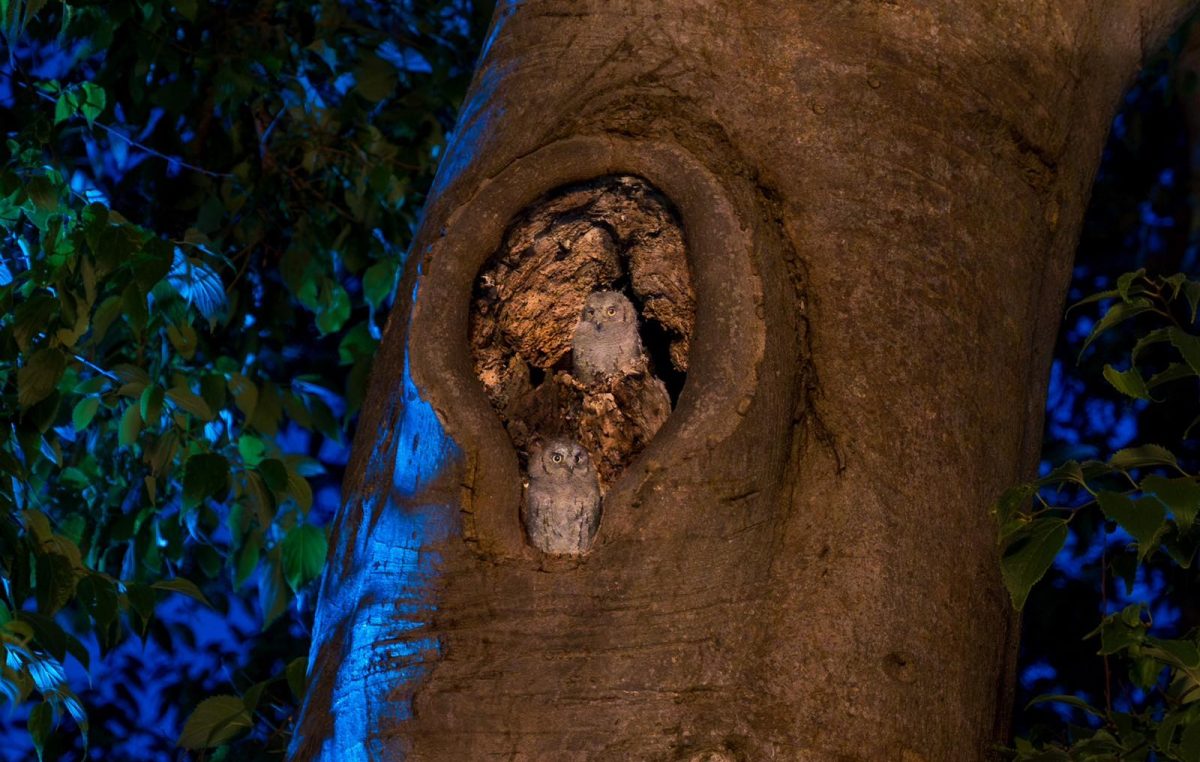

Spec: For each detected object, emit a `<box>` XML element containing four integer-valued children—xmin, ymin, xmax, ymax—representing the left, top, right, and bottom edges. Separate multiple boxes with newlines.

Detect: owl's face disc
<box><xmin>581</xmin><ymin>291</ymin><xmax>632</xmax><ymax>332</ymax></box>
<box><xmin>540</xmin><ymin>440</ymin><xmax>588</xmax><ymax>475</ymax></box>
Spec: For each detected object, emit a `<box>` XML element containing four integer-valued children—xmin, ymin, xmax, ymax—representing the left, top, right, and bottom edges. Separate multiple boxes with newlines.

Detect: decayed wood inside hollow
<box><xmin>469</xmin><ymin>175</ymin><xmax>694</xmax><ymax>487</ymax></box>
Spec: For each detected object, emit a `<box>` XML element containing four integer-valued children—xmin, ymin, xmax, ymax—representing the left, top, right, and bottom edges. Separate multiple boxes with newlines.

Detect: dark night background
<box><xmin>0</xmin><ymin>2</ymin><xmax>1197</xmax><ymax>759</ymax></box>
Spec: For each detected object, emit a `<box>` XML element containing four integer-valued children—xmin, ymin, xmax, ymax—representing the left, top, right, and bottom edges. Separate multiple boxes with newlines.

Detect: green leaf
<box><xmin>166</xmin><ymin>385</ymin><xmax>214</xmax><ymax>420</ymax></box>
<box><xmin>354</xmin><ymin>53</ymin><xmax>396</xmax><ymax>101</ymax></box>
<box><xmin>258</xmin><ymin>459</ymin><xmax>288</xmax><ymax>493</ymax></box>
<box><xmin>174</xmin><ymin>0</ymin><xmax>197</xmax><ymax>20</ymax></box>
<box><xmin>183</xmin><ymin>453</ymin><xmax>229</xmax><ymax>508</ymax></box>
<box><xmin>121</xmin><ymin>282</ymin><xmax>148</xmax><ymax>330</ymax></box>
<box><xmin>54</xmin><ymin>92</ymin><xmax>74</xmax><ymax>124</ymax></box>
<box><xmin>1025</xmin><ymin>693</ymin><xmax>1105</xmax><ymax>718</ymax></box>
<box><xmin>315</xmin><ymin>282</ymin><xmax>351</xmax><ymax>335</ymax></box>
<box><xmin>140</xmin><ymin>385</ymin><xmax>164</xmax><ymax>425</ymax></box>
<box><xmin>36</xmin><ymin>552</ymin><xmax>79</xmax><ymax>615</ymax></box>
<box><xmin>71</xmin><ymin>397</ymin><xmax>100</xmax><ymax>431</ymax></box>
<box><xmin>200</xmin><ymin>373</ymin><xmax>226</xmax><ymax>415</ymax></box>
<box><xmin>257</xmin><ymin>557</ymin><xmax>291</xmax><ymax>629</ymax></box>
<box><xmin>1093</xmin><ymin>605</ymin><xmax>1148</xmax><ymax>655</ymax></box>
<box><xmin>1130</xmin><ymin>653</ymin><xmax>1165</xmax><ymax>689</ymax></box>
<box><xmin>1169</xmin><ymin>327</ymin><xmax>1200</xmax><ymax>375</ymax></box>
<box><xmin>285</xmin><ymin>465</ymin><xmax>313</xmax><ymax>514</ymax></box>
<box><xmin>1102</xmin><ymin>364</ymin><xmax>1150</xmax><ymax>400</ymax></box>
<box><xmin>286</xmin><ymin>657</ymin><xmax>307</xmax><ymax>701</ymax></box>
<box><xmin>1157</xmin><ymin>711</ymin><xmax>1186</xmax><ymax>752</ymax></box>
<box><xmin>165</xmin><ymin>322</ymin><xmax>197</xmax><ymax>360</ymax></box>
<box><xmin>1109</xmin><ymin>444</ymin><xmax>1179</xmax><ymax>471</ymax></box>
<box><xmin>1146</xmin><ymin>637</ymin><xmax>1200</xmax><ymax>669</ymax></box>
<box><xmin>76</xmin><ymin>574</ymin><xmax>118</xmax><ymax>632</ymax></box>
<box><xmin>78</xmin><ymin>82</ymin><xmax>106</xmax><ymax>126</ymax></box>
<box><xmin>1000</xmin><ymin>518</ymin><xmax>1068</xmax><ymax>611</ymax></box>
<box><xmin>118</xmin><ymin>402</ymin><xmax>142</xmax><ymax>447</ymax></box>
<box><xmin>243</xmin><ymin>470</ymin><xmax>275</xmax><ymax>529</ymax></box>
<box><xmin>1116</xmin><ymin>268</ymin><xmax>1146</xmax><ymax>301</ymax></box>
<box><xmin>338</xmin><ymin>322</ymin><xmax>378</xmax><ymax>365</ymax></box>
<box><xmin>993</xmin><ymin>483</ymin><xmax>1037</xmax><ymax>529</ymax></box>
<box><xmin>1147</xmin><ymin>362</ymin><xmax>1196</xmax><ymax>390</ymax></box>
<box><xmin>249</xmin><ymin>381</ymin><xmax>282</xmax><ymax>434</ymax></box>
<box><xmin>1070</xmin><ymin>287</ymin><xmax>1120</xmax><ymax>310</ymax></box>
<box><xmin>1079</xmin><ymin>298</ymin><xmax>1152</xmax><ymax>358</ymax></box>
<box><xmin>281</xmin><ymin>524</ymin><xmax>327</xmax><ymax>591</ymax></box>
<box><xmin>235</xmin><ymin>538</ymin><xmax>260</xmax><ymax>587</ymax></box>
<box><xmin>228</xmin><ymin>373</ymin><xmax>257</xmax><ymax>419</ymax></box>
<box><xmin>18</xmin><ymin>348</ymin><xmax>66</xmax><ymax>408</ymax></box>
<box><xmin>1161</xmin><ymin>524</ymin><xmax>1196</xmax><ymax>569</ymax></box>
<box><xmin>1130</xmin><ymin>326</ymin><xmax>1171</xmax><ymax>364</ymax></box>
<box><xmin>17</xmin><ymin>613</ymin><xmax>70</xmax><ymax>666</ymax></box>
<box><xmin>237</xmin><ymin>434</ymin><xmax>266</xmax><ymax>466</ymax></box>
<box><xmin>1142</xmin><ymin>475</ymin><xmax>1200</xmax><ymax>533</ymax></box>
<box><xmin>1184</xmin><ymin>280</ymin><xmax>1200</xmax><ymax>321</ymax></box>
<box><xmin>242</xmin><ymin>680</ymin><xmax>267</xmax><ymax>713</ymax></box>
<box><xmin>362</xmin><ymin>260</ymin><xmax>396</xmax><ymax>308</ymax></box>
<box><xmin>1097</xmin><ymin>491</ymin><xmax>1166</xmax><ymax>561</ymax></box>
<box><xmin>1182</xmin><ymin>719</ymin><xmax>1200</xmax><ymax>761</ymax></box>
<box><xmin>177</xmin><ymin>695</ymin><xmax>251</xmax><ymax>749</ymax></box>
<box><xmin>152</xmin><ymin>578</ymin><xmax>213</xmax><ymax>609</ymax></box>
<box><xmin>29</xmin><ymin>701</ymin><xmax>53</xmax><ymax>761</ymax></box>
<box><xmin>25</xmin><ymin>175</ymin><xmax>58</xmax><ymax>211</ymax></box>
<box><xmin>125</xmin><ymin>583</ymin><xmax>156</xmax><ymax>633</ymax></box>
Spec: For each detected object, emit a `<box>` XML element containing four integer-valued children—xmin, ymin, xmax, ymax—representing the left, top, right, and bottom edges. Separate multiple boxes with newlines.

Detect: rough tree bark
<box><xmin>292</xmin><ymin>2</ymin><xmax>1199</xmax><ymax>760</ymax></box>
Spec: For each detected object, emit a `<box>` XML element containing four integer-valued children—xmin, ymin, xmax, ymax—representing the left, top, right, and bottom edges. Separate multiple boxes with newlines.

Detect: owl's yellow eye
<box><xmin>552</xmin><ymin>453</ymin><xmax>563</xmax><ymax>463</ymax></box>
<box><xmin>606</xmin><ymin>306</ymin><xmax>616</xmax><ymax>316</ymax></box>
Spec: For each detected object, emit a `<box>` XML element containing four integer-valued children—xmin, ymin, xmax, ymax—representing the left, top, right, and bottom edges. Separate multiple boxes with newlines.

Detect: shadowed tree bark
<box><xmin>292</xmin><ymin>2</ymin><xmax>1199</xmax><ymax>759</ymax></box>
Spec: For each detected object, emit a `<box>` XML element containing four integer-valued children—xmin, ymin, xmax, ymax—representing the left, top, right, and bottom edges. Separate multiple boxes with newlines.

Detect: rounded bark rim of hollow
<box><xmin>409</xmin><ymin>134</ymin><xmax>765</xmax><ymax>560</ymax></box>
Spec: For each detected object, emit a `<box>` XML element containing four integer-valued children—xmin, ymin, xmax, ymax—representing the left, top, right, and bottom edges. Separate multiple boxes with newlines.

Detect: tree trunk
<box><xmin>292</xmin><ymin>2</ymin><xmax>1197</xmax><ymax>759</ymax></box>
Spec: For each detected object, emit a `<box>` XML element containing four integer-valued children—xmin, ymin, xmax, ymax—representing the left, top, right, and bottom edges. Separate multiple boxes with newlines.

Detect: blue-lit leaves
<box><xmin>164</xmin><ymin>247</ymin><xmax>226</xmax><ymax>325</ymax></box>
<box><xmin>2</xmin><ymin>0</ymin><xmax>490</xmax><ymax>757</ymax></box>
<box><xmin>377</xmin><ymin>41</ymin><xmax>432</xmax><ymax>75</ymax></box>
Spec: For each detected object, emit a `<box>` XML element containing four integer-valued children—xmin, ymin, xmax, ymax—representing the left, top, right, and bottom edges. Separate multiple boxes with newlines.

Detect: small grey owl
<box><xmin>572</xmin><ymin>291</ymin><xmax>646</xmax><ymax>384</ymax></box>
<box><xmin>523</xmin><ymin>438</ymin><xmax>602</xmax><ymax>555</ymax></box>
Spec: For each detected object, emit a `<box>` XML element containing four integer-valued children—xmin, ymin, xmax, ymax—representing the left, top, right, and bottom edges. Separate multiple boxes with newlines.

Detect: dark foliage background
<box><xmin>1004</xmin><ymin>28</ymin><xmax>1200</xmax><ymax>758</ymax></box>
<box><xmin>0</xmin><ymin>2</ymin><xmax>1195</xmax><ymax>760</ymax></box>
<box><xmin>1</xmin><ymin>1</ymin><xmax>493</xmax><ymax>758</ymax></box>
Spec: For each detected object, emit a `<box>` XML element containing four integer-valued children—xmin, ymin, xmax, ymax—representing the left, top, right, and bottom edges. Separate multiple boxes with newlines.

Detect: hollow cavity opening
<box><xmin>469</xmin><ymin>175</ymin><xmax>694</xmax><ymax>490</ymax></box>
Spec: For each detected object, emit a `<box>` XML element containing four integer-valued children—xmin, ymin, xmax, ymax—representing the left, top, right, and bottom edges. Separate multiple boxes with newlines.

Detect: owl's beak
<box><xmin>592</xmin><ymin>320</ymin><xmax>604</xmax><ymax>331</ymax></box>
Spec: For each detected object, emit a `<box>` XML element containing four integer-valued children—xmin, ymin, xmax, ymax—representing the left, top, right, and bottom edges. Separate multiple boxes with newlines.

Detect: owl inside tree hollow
<box><xmin>571</xmin><ymin>290</ymin><xmax>646</xmax><ymax>384</ymax></box>
<box><xmin>523</xmin><ymin>438</ymin><xmax>602</xmax><ymax>555</ymax></box>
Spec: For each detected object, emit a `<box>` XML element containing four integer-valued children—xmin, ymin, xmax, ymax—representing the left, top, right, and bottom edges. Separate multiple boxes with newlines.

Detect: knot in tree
<box><xmin>469</xmin><ymin>176</ymin><xmax>694</xmax><ymax>552</ymax></box>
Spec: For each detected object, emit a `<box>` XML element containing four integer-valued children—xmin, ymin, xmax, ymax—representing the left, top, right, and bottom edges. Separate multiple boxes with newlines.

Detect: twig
<box><xmin>0</xmin><ymin>66</ymin><xmax>233</xmax><ymax>178</ymax></box>
<box><xmin>1100</xmin><ymin>544</ymin><xmax>1114</xmax><ymax>720</ymax></box>
<box><xmin>72</xmin><ymin>353</ymin><xmax>119</xmax><ymax>382</ymax></box>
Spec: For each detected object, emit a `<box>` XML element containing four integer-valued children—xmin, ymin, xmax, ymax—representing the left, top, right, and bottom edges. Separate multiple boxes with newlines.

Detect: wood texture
<box><xmin>295</xmin><ymin>2</ymin><xmax>1200</xmax><ymax>760</ymax></box>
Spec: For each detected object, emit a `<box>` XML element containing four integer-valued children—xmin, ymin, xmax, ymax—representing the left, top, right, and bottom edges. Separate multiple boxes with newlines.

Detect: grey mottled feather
<box><xmin>523</xmin><ymin>439</ymin><xmax>602</xmax><ymax>555</ymax></box>
<box><xmin>572</xmin><ymin>291</ymin><xmax>645</xmax><ymax>383</ymax></box>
